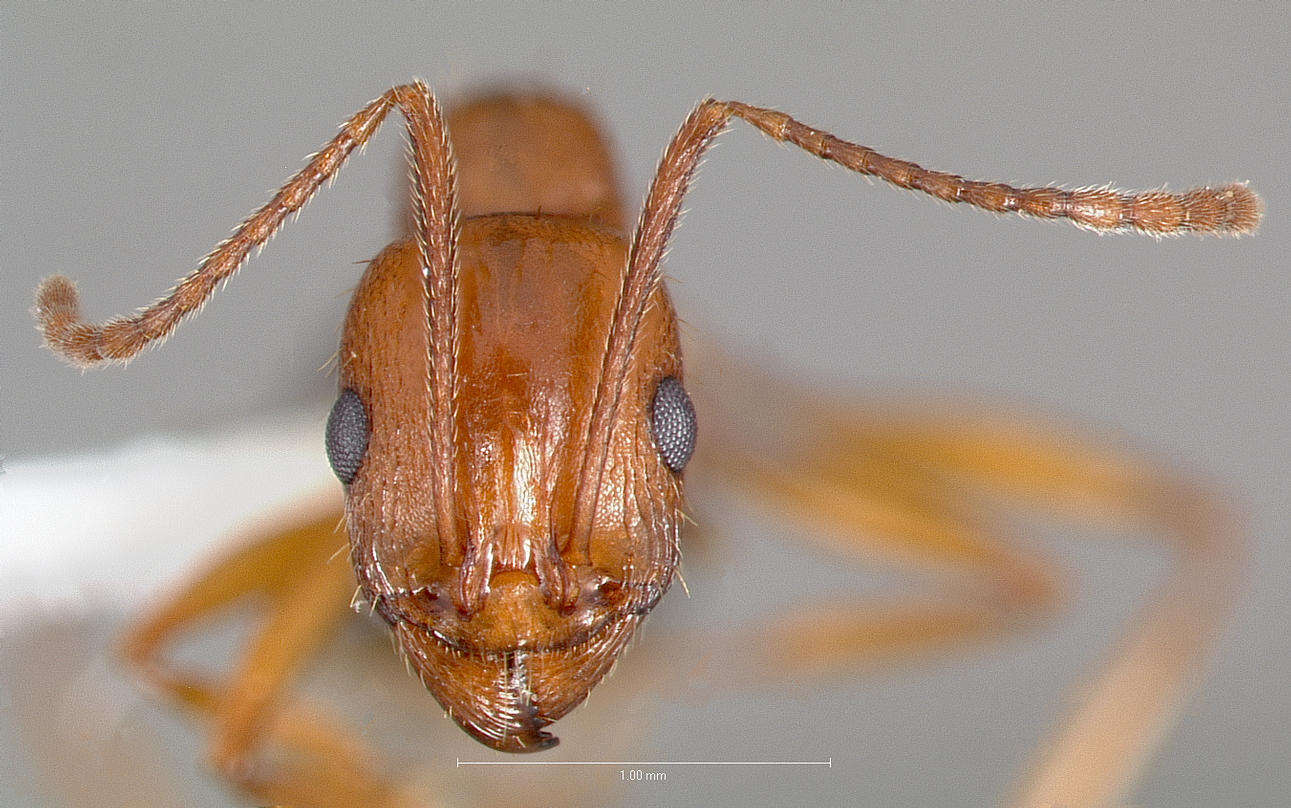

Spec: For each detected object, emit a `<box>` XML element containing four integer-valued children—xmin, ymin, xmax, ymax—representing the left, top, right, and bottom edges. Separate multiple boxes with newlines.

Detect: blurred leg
<box><xmin>121</xmin><ymin>498</ymin><xmax>413</xmax><ymax>807</ymax></box>
<box><xmin>692</xmin><ymin>350</ymin><xmax>1242</xmax><ymax>808</ymax></box>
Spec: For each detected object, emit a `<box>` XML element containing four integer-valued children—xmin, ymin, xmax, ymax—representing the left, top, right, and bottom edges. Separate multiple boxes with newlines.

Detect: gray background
<box><xmin>3</xmin><ymin>3</ymin><xmax>1288</xmax><ymax>806</ymax></box>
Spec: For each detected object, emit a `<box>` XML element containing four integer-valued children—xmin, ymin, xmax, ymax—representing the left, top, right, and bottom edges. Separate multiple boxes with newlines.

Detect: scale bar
<box><xmin>457</xmin><ymin>758</ymin><xmax>831</xmax><ymax>767</ymax></box>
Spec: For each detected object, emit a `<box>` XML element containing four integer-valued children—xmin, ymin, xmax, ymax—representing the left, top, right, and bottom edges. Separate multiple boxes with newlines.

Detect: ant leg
<box><xmin>122</xmin><ymin>500</ymin><xmax>348</xmax><ymax>686</ymax></box>
<box><xmin>121</xmin><ymin>498</ymin><xmax>408</xmax><ymax>807</ymax></box>
<box><xmin>830</xmin><ymin>407</ymin><xmax>1242</xmax><ymax>808</ymax></box>
<box><xmin>691</xmin><ymin>349</ymin><xmax>1242</xmax><ymax>808</ymax></box>
<box><xmin>206</xmin><ymin>693</ymin><xmax>407</xmax><ymax>807</ymax></box>
<box><xmin>683</xmin><ymin>344</ymin><xmax>1060</xmax><ymax>677</ymax></box>
<box><xmin>694</xmin><ymin>439</ymin><xmax>1061</xmax><ymax>679</ymax></box>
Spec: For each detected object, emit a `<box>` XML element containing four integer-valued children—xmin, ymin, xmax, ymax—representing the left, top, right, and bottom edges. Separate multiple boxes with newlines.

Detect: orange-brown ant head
<box><xmin>329</xmin><ymin>215</ymin><xmax>692</xmax><ymax>751</ymax></box>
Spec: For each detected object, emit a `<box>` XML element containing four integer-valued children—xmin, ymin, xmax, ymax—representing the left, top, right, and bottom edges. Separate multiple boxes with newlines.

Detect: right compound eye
<box><xmin>651</xmin><ymin>376</ymin><xmax>696</xmax><ymax>473</ymax></box>
<box><xmin>325</xmin><ymin>388</ymin><xmax>369</xmax><ymax>485</ymax></box>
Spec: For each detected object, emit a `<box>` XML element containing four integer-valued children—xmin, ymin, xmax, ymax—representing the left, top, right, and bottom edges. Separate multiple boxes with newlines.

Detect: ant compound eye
<box><xmin>325</xmin><ymin>388</ymin><xmax>369</xmax><ymax>485</ymax></box>
<box><xmin>651</xmin><ymin>376</ymin><xmax>696</xmax><ymax>472</ymax></box>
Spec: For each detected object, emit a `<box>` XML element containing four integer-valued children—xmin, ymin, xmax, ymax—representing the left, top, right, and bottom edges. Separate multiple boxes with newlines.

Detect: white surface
<box><xmin>1</xmin><ymin>418</ymin><xmax>336</xmax><ymax>632</ymax></box>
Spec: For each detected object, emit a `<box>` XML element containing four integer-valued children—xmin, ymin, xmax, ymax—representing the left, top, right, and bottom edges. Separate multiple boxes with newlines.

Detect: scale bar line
<box><xmin>456</xmin><ymin>758</ymin><xmax>832</xmax><ymax>767</ymax></box>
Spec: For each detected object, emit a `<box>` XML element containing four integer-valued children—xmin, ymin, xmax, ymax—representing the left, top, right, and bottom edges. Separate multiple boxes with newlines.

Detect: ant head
<box><xmin>331</xmin><ymin>216</ymin><xmax>689</xmax><ymax>750</ymax></box>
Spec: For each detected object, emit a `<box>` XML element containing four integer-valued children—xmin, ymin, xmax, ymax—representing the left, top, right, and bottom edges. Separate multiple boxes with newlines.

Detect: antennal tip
<box><xmin>1218</xmin><ymin>183</ymin><xmax>1263</xmax><ymax>235</ymax></box>
<box><xmin>32</xmin><ymin>275</ymin><xmax>111</xmax><ymax>369</ymax></box>
<box><xmin>32</xmin><ymin>274</ymin><xmax>83</xmax><ymax>348</ymax></box>
<box><xmin>33</xmin><ymin>274</ymin><xmax>80</xmax><ymax>321</ymax></box>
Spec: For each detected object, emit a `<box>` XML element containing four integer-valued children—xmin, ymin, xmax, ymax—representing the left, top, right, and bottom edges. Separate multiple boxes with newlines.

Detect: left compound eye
<box><xmin>325</xmin><ymin>388</ymin><xmax>369</xmax><ymax>485</ymax></box>
<box><xmin>651</xmin><ymin>376</ymin><xmax>696</xmax><ymax>472</ymax></box>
